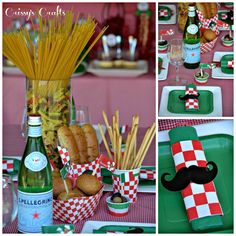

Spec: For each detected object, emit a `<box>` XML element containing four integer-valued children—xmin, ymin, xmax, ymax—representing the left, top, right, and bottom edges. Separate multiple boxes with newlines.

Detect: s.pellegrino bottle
<box><xmin>18</xmin><ymin>115</ymin><xmax>53</xmax><ymax>233</ymax></box>
<box><xmin>183</xmin><ymin>5</ymin><xmax>200</xmax><ymax>69</ymax></box>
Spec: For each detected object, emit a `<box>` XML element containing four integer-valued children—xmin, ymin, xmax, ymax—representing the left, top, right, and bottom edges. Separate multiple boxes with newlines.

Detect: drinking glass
<box><xmin>76</xmin><ymin>106</ymin><xmax>90</xmax><ymax>126</ymax></box>
<box><xmin>3</xmin><ymin>174</ymin><xmax>18</xmax><ymax>227</ymax></box>
<box><xmin>167</xmin><ymin>39</ymin><xmax>187</xmax><ymax>85</ymax></box>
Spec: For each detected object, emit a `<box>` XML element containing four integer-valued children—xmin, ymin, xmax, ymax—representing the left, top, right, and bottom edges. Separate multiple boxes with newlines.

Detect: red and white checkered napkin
<box><xmin>2</xmin><ymin>160</ymin><xmax>14</xmax><ymax>172</ymax></box>
<box><xmin>53</xmin><ymin>187</ymin><xmax>104</xmax><ymax>224</ymax></box>
<box><xmin>185</xmin><ymin>87</ymin><xmax>199</xmax><ymax>110</ymax></box>
<box><xmin>196</xmin><ymin>10</ymin><xmax>219</xmax><ymax>54</ymax></box>
<box><xmin>112</xmin><ymin>168</ymin><xmax>140</xmax><ymax>203</ymax></box>
<box><xmin>159</xmin><ymin>9</ymin><xmax>168</xmax><ymax>17</ymax></box>
<box><xmin>58</xmin><ymin>146</ymin><xmax>101</xmax><ymax>181</ymax></box>
<box><xmin>228</xmin><ymin>60</ymin><xmax>234</xmax><ymax>68</ymax></box>
<box><xmin>139</xmin><ymin>169</ymin><xmax>156</xmax><ymax>180</ymax></box>
<box><xmin>171</xmin><ymin>140</ymin><xmax>223</xmax><ymax>221</ymax></box>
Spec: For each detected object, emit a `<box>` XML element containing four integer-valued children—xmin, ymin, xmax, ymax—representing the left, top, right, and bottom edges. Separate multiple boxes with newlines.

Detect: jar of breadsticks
<box><xmin>26</xmin><ymin>78</ymin><xmax>71</xmax><ymax>163</ymax></box>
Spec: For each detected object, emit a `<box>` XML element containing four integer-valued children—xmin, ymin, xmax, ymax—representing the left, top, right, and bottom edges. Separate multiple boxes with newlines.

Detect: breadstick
<box><xmin>98</xmin><ymin>123</ymin><xmax>112</xmax><ymax>159</ymax></box>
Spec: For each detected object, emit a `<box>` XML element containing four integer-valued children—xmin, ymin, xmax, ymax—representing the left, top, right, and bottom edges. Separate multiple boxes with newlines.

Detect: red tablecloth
<box><xmin>3</xmin><ymin>125</ymin><xmax>156</xmax><ymax>233</ymax></box>
<box><xmin>158</xmin><ymin>3</ymin><xmax>233</xmax><ymax>116</ymax></box>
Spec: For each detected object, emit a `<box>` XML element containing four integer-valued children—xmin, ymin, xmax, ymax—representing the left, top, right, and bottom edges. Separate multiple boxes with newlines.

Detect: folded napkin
<box><xmin>180</xmin><ymin>84</ymin><xmax>199</xmax><ymax>111</ymax></box>
<box><xmin>168</xmin><ymin>126</ymin><xmax>223</xmax><ymax>231</ymax></box>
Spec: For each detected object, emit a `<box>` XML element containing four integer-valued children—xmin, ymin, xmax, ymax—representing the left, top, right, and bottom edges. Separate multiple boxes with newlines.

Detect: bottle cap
<box><xmin>28</xmin><ymin>115</ymin><xmax>42</xmax><ymax>125</ymax></box>
<box><xmin>188</xmin><ymin>6</ymin><xmax>196</xmax><ymax>11</ymax></box>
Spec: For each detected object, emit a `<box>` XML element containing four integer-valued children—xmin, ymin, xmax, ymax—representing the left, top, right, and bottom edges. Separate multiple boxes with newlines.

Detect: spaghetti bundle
<box><xmin>3</xmin><ymin>12</ymin><xmax>107</xmax><ymax>81</ymax></box>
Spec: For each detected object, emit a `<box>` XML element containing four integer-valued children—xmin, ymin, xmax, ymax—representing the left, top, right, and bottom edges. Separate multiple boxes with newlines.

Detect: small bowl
<box><xmin>221</xmin><ymin>35</ymin><xmax>233</xmax><ymax>47</ymax></box>
<box><xmin>194</xmin><ymin>71</ymin><xmax>209</xmax><ymax>84</ymax></box>
<box><xmin>98</xmin><ymin>60</ymin><xmax>114</xmax><ymax>68</ymax></box>
<box><xmin>106</xmin><ymin>196</ymin><xmax>131</xmax><ymax>217</ymax></box>
<box><xmin>158</xmin><ymin>40</ymin><xmax>168</xmax><ymax>52</ymax></box>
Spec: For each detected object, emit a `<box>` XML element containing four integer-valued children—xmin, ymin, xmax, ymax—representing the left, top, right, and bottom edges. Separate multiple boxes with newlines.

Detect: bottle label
<box><xmin>28</xmin><ymin>126</ymin><xmax>42</xmax><ymax>137</ymax></box>
<box><xmin>188</xmin><ymin>11</ymin><xmax>195</xmax><ymax>17</ymax></box>
<box><xmin>24</xmin><ymin>152</ymin><xmax>48</xmax><ymax>172</ymax></box>
<box><xmin>187</xmin><ymin>24</ymin><xmax>198</xmax><ymax>34</ymax></box>
<box><xmin>18</xmin><ymin>190</ymin><xmax>53</xmax><ymax>233</ymax></box>
<box><xmin>184</xmin><ymin>42</ymin><xmax>201</xmax><ymax>64</ymax></box>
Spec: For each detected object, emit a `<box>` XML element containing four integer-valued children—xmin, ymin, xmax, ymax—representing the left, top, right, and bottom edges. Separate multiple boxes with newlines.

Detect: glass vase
<box><xmin>26</xmin><ymin>78</ymin><xmax>71</xmax><ymax>163</ymax></box>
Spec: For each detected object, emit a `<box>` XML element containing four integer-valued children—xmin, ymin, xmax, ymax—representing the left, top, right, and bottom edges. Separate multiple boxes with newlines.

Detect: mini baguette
<box><xmin>81</xmin><ymin>124</ymin><xmax>99</xmax><ymax>162</ymax></box>
<box><xmin>69</xmin><ymin>125</ymin><xmax>88</xmax><ymax>164</ymax></box>
<box><xmin>57</xmin><ymin>126</ymin><xmax>80</xmax><ymax>164</ymax></box>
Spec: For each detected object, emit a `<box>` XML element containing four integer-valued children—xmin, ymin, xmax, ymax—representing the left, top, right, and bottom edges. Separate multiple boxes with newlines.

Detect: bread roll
<box><xmin>53</xmin><ymin>176</ymin><xmax>72</xmax><ymax>198</ymax></box>
<box><xmin>76</xmin><ymin>174</ymin><xmax>102</xmax><ymax>196</ymax></box>
<box><xmin>81</xmin><ymin>124</ymin><xmax>99</xmax><ymax>162</ymax></box>
<box><xmin>203</xmin><ymin>29</ymin><xmax>217</xmax><ymax>42</ymax></box>
<box><xmin>69</xmin><ymin>125</ymin><xmax>88</xmax><ymax>164</ymax></box>
<box><xmin>57</xmin><ymin>126</ymin><xmax>80</xmax><ymax>164</ymax></box>
<box><xmin>72</xmin><ymin>188</ymin><xmax>87</xmax><ymax>197</ymax></box>
<box><xmin>209</xmin><ymin>3</ymin><xmax>218</xmax><ymax>18</ymax></box>
<box><xmin>196</xmin><ymin>3</ymin><xmax>208</xmax><ymax>18</ymax></box>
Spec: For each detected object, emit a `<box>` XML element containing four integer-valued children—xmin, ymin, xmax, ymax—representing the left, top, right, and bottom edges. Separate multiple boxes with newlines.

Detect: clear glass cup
<box><xmin>167</xmin><ymin>38</ymin><xmax>187</xmax><ymax>85</ymax></box>
<box><xmin>76</xmin><ymin>106</ymin><xmax>90</xmax><ymax>126</ymax></box>
<box><xmin>3</xmin><ymin>174</ymin><xmax>18</xmax><ymax>227</ymax></box>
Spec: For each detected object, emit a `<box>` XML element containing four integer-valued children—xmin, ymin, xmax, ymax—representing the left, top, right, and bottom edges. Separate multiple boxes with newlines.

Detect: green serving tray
<box><xmin>101</xmin><ymin>166</ymin><xmax>156</xmax><ymax>186</ymax></box>
<box><xmin>158</xmin><ymin>134</ymin><xmax>233</xmax><ymax>233</ymax></box>
<box><xmin>167</xmin><ymin>90</ymin><xmax>214</xmax><ymax>114</ymax></box>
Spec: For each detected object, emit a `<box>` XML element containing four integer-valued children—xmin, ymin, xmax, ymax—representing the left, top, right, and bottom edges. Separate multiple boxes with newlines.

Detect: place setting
<box><xmin>158</xmin><ymin>2</ymin><xmax>234</xmax><ymax>117</ymax></box>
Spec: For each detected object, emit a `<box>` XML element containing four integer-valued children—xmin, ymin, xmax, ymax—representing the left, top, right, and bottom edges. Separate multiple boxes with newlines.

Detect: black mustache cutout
<box><xmin>179</xmin><ymin>93</ymin><xmax>200</xmax><ymax>101</ymax></box>
<box><xmin>161</xmin><ymin>161</ymin><xmax>218</xmax><ymax>192</ymax></box>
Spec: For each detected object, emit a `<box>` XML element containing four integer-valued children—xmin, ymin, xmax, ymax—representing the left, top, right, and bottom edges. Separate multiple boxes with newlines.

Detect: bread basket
<box><xmin>53</xmin><ymin>186</ymin><xmax>104</xmax><ymax>224</ymax></box>
<box><xmin>53</xmin><ymin>147</ymin><xmax>104</xmax><ymax>224</ymax></box>
<box><xmin>196</xmin><ymin>10</ymin><xmax>219</xmax><ymax>54</ymax></box>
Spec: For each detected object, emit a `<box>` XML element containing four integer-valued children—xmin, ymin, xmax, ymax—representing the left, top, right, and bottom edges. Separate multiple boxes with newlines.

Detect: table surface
<box><xmin>158</xmin><ymin>3</ymin><xmax>234</xmax><ymax>117</ymax></box>
<box><xmin>3</xmin><ymin>125</ymin><xmax>156</xmax><ymax>233</ymax></box>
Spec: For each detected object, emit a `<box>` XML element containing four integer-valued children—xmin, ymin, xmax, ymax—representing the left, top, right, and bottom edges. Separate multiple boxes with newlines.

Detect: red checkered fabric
<box><xmin>171</xmin><ymin>140</ymin><xmax>223</xmax><ymax>221</ymax></box>
<box><xmin>228</xmin><ymin>60</ymin><xmax>234</xmax><ymax>68</ymax></box>
<box><xmin>160</xmin><ymin>29</ymin><xmax>174</xmax><ymax>36</ymax></box>
<box><xmin>2</xmin><ymin>160</ymin><xmax>14</xmax><ymax>172</ymax></box>
<box><xmin>112</xmin><ymin>171</ymin><xmax>140</xmax><ymax>203</ymax></box>
<box><xmin>185</xmin><ymin>87</ymin><xmax>199</xmax><ymax>110</ymax></box>
<box><xmin>58</xmin><ymin>146</ymin><xmax>101</xmax><ymax>180</ymax></box>
<box><xmin>186</xmin><ymin>99</ymin><xmax>199</xmax><ymax>110</ymax></box>
<box><xmin>139</xmin><ymin>169</ymin><xmax>156</xmax><ymax>180</ymax></box>
<box><xmin>159</xmin><ymin>9</ymin><xmax>168</xmax><ymax>17</ymax></box>
<box><xmin>53</xmin><ymin>187</ymin><xmax>104</xmax><ymax>224</ymax></box>
<box><xmin>158</xmin><ymin>119</ymin><xmax>218</xmax><ymax>131</ymax></box>
<box><xmin>201</xmin><ymin>37</ymin><xmax>218</xmax><ymax>54</ymax></box>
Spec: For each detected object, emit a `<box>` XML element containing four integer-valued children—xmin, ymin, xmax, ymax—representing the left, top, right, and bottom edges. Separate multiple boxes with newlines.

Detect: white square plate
<box><xmin>158</xmin><ymin>4</ymin><xmax>176</xmax><ymax>24</ymax></box>
<box><xmin>159</xmin><ymin>86</ymin><xmax>223</xmax><ymax>117</ymax></box>
<box><xmin>158</xmin><ymin>54</ymin><xmax>169</xmax><ymax>81</ymax></box>
<box><xmin>212</xmin><ymin>52</ymin><xmax>234</xmax><ymax>79</ymax></box>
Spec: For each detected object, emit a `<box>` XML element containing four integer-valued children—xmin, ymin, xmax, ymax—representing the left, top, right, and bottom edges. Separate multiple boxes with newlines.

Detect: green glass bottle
<box><xmin>183</xmin><ymin>5</ymin><xmax>201</xmax><ymax>69</ymax></box>
<box><xmin>18</xmin><ymin>115</ymin><xmax>53</xmax><ymax>233</ymax></box>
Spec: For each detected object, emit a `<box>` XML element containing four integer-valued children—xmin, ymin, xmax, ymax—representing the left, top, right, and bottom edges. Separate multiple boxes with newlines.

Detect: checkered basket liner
<box><xmin>2</xmin><ymin>159</ymin><xmax>14</xmax><ymax>172</ymax></box>
<box><xmin>112</xmin><ymin>169</ymin><xmax>140</xmax><ymax>203</ymax></box>
<box><xmin>58</xmin><ymin>146</ymin><xmax>101</xmax><ymax>181</ymax></box>
<box><xmin>53</xmin><ymin>186</ymin><xmax>104</xmax><ymax>224</ymax></box>
<box><xmin>196</xmin><ymin>10</ymin><xmax>219</xmax><ymax>54</ymax></box>
<box><xmin>171</xmin><ymin>140</ymin><xmax>223</xmax><ymax>221</ymax></box>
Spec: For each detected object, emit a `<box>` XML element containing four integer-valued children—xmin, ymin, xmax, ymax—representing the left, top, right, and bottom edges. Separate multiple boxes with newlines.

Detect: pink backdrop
<box><xmin>3</xmin><ymin>2</ymin><xmax>156</xmax><ymax>127</ymax></box>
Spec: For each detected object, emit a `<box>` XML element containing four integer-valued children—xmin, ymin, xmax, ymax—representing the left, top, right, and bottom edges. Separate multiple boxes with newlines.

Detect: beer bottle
<box><xmin>183</xmin><ymin>5</ymin><xmax>201</xmax><ymax>69</ymax></box>
<box><xmin>18</xmin><ymin>115</ymin><xmax>53</xmax><ymax>233</ymax></box>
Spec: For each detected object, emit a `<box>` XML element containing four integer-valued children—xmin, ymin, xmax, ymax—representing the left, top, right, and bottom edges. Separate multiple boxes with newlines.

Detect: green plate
<box><xmin>93</xmin><ymin>225</ymin><xmax>156</xmax><ymax>234</ymax></box>
<box><xmin>158</xmin><ymin>6</ymin><xmax>172</xmax><ymax>21</ymax></box>
<box><xmin>221</xmin><ymin>54</ymin><xmax>234</xmax><ymax>74</ymax></box>
<box><xmin>158</xmin><ymin>134</ymin><xmax>233</xmax><ymax>233</ymax></box>
<box><xmin>101</xmin><ymin>166</ymin><xmax>156</xmax><ymax>186</ymax></box>
<box><xmin>167</xmin><ymin>90</ymin><xmax>214</xmax><ymax>114</ymax></box>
